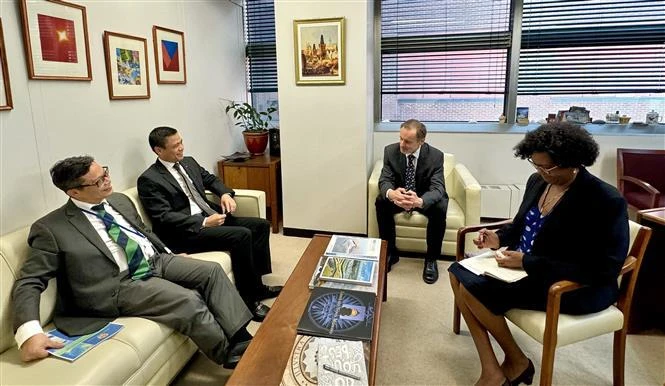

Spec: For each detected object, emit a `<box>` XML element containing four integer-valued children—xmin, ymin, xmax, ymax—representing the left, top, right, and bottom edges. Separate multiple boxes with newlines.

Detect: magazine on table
<box><xmin>46</xmin><ymin>322</ymin><xmax>124</xmax><ymax>361</ymax></box>
<box><xmin>459</xmin><ymin>248</ymin><xmax>527</xmax><ymax>283</ymax></box>
<box><xmin>324</xmin><ymin>235</ymin><xmax>381</xmax><ymax>261</ymax></box>
<box><xmin>308</xmin><ymin>256</ymin><xmax>379</xmax><ymax>295</ymax></box>
<box><xmin>317</xmin><ymin>337</ymin><xmax>369</xmax><ymax>385</ymax></box>
<box><xmin>319</xmin><ymin>256</ymin><xmax>376</xmax><ymax>286</ymax></box>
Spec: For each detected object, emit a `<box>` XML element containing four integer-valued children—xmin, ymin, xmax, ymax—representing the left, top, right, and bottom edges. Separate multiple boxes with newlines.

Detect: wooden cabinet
<box><xmin>218</xmin><ymin>154</ymin><xmax>281</xmax><ymax>233</ymax></box>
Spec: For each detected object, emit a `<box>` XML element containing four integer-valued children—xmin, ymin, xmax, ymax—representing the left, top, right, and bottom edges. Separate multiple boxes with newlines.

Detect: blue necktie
<box><xmin>405</xmin><ymin>154</ymin><xmax>416</xmax><ymax>192</ymax></box>
<box><xmin>91</xmin><ymin>204</ymin><xmax>152</xmax><ymax>280</ymax></box>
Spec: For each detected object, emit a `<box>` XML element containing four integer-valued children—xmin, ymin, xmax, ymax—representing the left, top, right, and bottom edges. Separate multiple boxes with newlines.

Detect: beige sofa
<box><xmin>0</xmin><ymin>187</ymin><xmax>265</xmax><ymax>385</ymax></box>
<box><xmin>368</xmin><ymin>153</ymin><xmax>481</xmax><ymax>256</ymax></box>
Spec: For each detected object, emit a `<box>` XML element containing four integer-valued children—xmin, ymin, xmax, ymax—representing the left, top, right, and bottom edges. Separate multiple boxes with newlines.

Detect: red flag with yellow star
<box><xmin>37</xmin><ymin>14</ymin><xmax>78</xmax><ymax>63</ymax></box>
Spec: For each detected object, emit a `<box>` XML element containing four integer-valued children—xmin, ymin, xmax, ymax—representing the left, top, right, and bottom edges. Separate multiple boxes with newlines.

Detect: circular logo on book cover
<box><xmin>307</xmin><ymin>291</ymin><xmax>367</xmax><ymax>332</ymax></box>
<box><xmin>281</xmin><ymin>335</ymin><xmax>318</xmax><ymax>385</ymax></box>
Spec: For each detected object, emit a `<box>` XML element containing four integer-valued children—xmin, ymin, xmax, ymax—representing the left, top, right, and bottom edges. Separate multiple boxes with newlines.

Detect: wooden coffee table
<box><xmin>227</xmin><ymin>234</ymin><xmax>387</xmax><ymax>385</ymax></box>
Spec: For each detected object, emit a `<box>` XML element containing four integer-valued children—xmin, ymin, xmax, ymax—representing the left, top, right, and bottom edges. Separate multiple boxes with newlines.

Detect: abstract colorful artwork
<box><xmin>152</xmin><ymin>26</ymin><xmax>186</xmax><ymax>84</ymax></box>
<box><xmin>19</xmin><ymin>0</ymin><xmax>92</xmax><ymax>80</ymax></box>
<box><xmin>293</xmin><ymin>18</ymin><xmax>345</xmax><ymax>85</ymax></box>
<box><xmin>103</xmin><ymin>31</ymin><xmax>150</xmax><ymax>100</ymax></box>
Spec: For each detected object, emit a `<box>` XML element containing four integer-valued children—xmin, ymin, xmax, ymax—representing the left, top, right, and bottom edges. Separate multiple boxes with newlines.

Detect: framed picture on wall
<box><xmin>293</xmin><ymin>17</ymin><xmax>345</xmax><ymax>85</ymax></box>
<box><xmin>19</xmin><ymin>0</ymin><xmax>92</xmax><ymax>80</ymax></box>
<box><xmin>152</xmin><ymin>26</ymin><xmax>186</xmax><ymax>84</ymax></box>
<box><xmin>0</xmin><ymin>19</ymin><xmax>13</xmax><ymax>110</ymax></box>
<box><xmin>103</xmin><ymin>31</ymin><xmax>150</xmax><ymax>100</ymax></box>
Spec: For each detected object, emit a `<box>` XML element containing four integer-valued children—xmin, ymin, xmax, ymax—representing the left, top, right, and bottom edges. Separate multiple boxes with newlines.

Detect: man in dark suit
<box><xmin>376</xmin><ymin>119</ymin><xmax>448</xmax><ymax>284</ymax></box>
<box><xmin>12</xmin><ymin>156</ymin><xmax>253</xmax><ymax>368</ymax></box>
<box><xmin>137</xmin><ymin>127</ymin><xmax>281</xmax><ymax>322</ymax></box>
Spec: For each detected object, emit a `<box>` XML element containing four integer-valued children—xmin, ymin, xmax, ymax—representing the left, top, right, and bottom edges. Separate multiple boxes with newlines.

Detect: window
<box><xmin>245</xmin><ymin>0</ymin><xmax>279</xmax><ymax>120</ymax></box>
<box><xmin>380</xmin><ymin>0</ymin><xmax>512</xmax><ymax>122</ymax></box>
<box><xmin>517</xmin><ymin>0</ymin><xmax>665</xmax><ymax>123</ymax></box>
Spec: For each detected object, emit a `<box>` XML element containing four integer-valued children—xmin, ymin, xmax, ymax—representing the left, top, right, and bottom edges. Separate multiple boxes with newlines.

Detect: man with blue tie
<box><xmin>376</xmin><ymin>119</ymin><xmax>448</xmax><ymax>284</ymax></box>
<box><xmin>12</xmin><ymin>156</ymin><xmax>253</xmax><ymax>368</ymax></box>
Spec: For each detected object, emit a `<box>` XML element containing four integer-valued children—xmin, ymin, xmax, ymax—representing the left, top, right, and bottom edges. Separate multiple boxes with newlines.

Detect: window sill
<box><xmin>375</xmin><ymin>121</ymin><xmax>665</xmax><ymax>136</ymax></box>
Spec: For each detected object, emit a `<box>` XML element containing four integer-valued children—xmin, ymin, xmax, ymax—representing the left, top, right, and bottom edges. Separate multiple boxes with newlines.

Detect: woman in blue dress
<box><xmin>448</xmin><ymin>122</ymin><xmax>629</xmax><ymax>386</ymax></box>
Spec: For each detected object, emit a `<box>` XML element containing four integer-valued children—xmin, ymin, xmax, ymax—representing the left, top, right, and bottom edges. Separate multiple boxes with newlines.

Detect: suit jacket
<box><xmin>137</xmin><ymin>156</ymin><xmax>234</xmax><ymax>240</ymax></box>
<box><xmin>12</xmin><ymin>193</ymin><xmax>169</xmax><ymax>335</ymax></box>
<box><xmin>378</xmin><ymin>142</ymin><xmax>448</xmax><ymax>210</ymax></box>
<box><xmin>497</xmin><ymin>168</ymin><xmax>629</xmax><ymax>289</ymax></box>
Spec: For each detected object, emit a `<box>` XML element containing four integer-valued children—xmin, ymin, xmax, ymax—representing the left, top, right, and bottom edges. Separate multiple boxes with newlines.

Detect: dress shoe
<box><xmin>422</xmin><ymin>259</ymin><xmax>439</xmax><ymax>284</ymax></box>
<box><xmin>256</xmin><ymin>284</ymin><xmax>283</xmax><ymax>301</ymax></box>
<box><xmin>510</xmin><ymin>359</ymin><xmax>535</xmax><ymax>386</ymax></box>
<box><xmin>222</xmin><ymin>338</ymin><xmax>252</xmax><ymax>369</ymax></box>
<box><xmin>386</xmin><ymin>254</ymin><xmax>400</xmax><ymax>273</ymax></box>
<box><xmin>249</xmin><ymin>301</ymin><xmax>270</xmax><ymax>322</ymax></box>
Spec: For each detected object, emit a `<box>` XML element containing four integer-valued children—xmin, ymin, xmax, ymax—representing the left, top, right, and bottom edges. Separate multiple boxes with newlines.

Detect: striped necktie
<box><xmin>91</xmin><ymin>204</ymin><xmax>152</xmax><ymax>280</ymax></box>
<box><xmin>173</xmin><ymin>162</ymin><xmax>217</xmax><ymax>216</ymax></box>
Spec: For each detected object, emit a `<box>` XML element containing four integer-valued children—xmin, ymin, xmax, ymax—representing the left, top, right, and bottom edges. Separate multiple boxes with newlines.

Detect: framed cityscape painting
<box><xmin>103</xmin><ymin>31</ymin><xmax>150</xmax><ymax>100</ymax></box>
<box><xmin>0</xmin><ymin>19</ymin><xmax>13</xmax><ymax>110</ymax></box>
<box><xmin>293</xmin><ymin>17</ymin><xmax>345</xmax><ymax>85</ymax></box>
<box><xmin>152</xmin><ymin>26</ymin><xmax>186</xmax><ymax>84</ymax></box>
<box><xmin>19</xmin><ymin>0</ymin><xmax>92</xmax><ymax>80</ymax></box>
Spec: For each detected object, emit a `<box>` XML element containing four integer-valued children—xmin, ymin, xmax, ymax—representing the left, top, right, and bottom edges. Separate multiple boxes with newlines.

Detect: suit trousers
<box><xmin>117</xmin><ymin>253</ymin><xmax>252</xmax><ymax>364</ymax></box>
<box><xmin>167</xmin><ymin>215</ymin><xmax>272</xmax><ymax>302</ymax></box>
<box><xmin>375</xmin><ymin>195</ymin><xmax>447</xmax><ymax>258</ymax></box>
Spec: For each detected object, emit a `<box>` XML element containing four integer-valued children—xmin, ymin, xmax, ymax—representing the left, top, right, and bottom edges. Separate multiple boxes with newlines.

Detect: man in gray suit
<box><xmin>12</xmin><ymin>156</ymin><xmax>253</xmax><ymax>368</ymax></box>
<box><xmin>376</xmin><ymin>119</ymin><xmax>448</xmax><ymax>284</ymax></box>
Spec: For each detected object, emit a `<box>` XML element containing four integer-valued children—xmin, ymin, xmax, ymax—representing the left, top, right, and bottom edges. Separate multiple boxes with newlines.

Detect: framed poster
<box><xmin>293</xmin><ymin>17</ymin><xmax>345</xmax><ymax>85</ymax></box>
<box><xmin>19</xmin><ymin>0</ymin><xmax>92</xmax><ymax>80</ymax></box>
<box><xmin>152</xmin><ymin>26</ymin><xmax>186</xmax><ymax>84</ymax></box>
<box><xmin>103</xmin><ymin>31</ymin><xmax>150</xmax><ymax>100</ymax></box>
<box><xmin>0</xmin><ymin>19</ymin><xmax>13</xmax><ymax>110</ymax></box>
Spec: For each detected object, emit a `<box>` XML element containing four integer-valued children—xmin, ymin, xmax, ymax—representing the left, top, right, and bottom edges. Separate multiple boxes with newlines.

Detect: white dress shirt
<box><xmin>158</xmin><ymin>158</ymin><xmax>203</xmax><ymax>216</ymax></box>
<box><xmin>15</xmin><ymin>198</ymin><xmax>156</xmax><ymax>348</ymax></box>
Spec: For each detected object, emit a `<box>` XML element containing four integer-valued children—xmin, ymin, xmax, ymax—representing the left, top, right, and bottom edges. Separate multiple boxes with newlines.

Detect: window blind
<box><xmin>519</xmin><ymin>0</ymin><xmax>665</xmax><ymax>95</ymax></box>
<box><xmin>380</xmin><ymin>0</ymin><xmax>512</xmax><ymax>94</ymax></box>
<box><xmin>245</xmin><ymin>0</ymin><xmax>277</xmax><ymax>93</ymax></box>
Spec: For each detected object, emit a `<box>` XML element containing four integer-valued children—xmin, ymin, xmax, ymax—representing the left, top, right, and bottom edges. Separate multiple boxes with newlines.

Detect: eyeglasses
<box><xmin>78</xmin><ymin>166</ymin><xmax>110</xmax><ymax>188</ymax></box>
<box><xmin>527</xmin><ymin>158</ymin><xmax>559</xmax><ymax>175</ymax></box>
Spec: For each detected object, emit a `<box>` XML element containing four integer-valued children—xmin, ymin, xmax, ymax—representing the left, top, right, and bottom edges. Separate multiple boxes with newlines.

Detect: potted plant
<box><xmin>225</xmin><ymin>101</ymin><xmax>277</xmax><ymax>155</ymax></box>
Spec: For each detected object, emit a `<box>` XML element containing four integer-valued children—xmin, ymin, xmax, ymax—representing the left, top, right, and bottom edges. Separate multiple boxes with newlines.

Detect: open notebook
<box><xmin>459</xmin><ymin>249</ymin><xmax>528</xmax><ymax>283</ymax></box>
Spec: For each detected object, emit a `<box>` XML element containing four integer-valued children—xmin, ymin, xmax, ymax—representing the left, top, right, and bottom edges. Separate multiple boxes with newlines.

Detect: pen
<box><xmin>322</xmin><ymin>364</ymin><xmax>362</xmax><ymax>381</ymax></box>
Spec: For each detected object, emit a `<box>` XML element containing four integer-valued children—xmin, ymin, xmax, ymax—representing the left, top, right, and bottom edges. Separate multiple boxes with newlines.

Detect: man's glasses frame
<box><xmin>78</xmin><ymin>166</ymin><xmax>110</xmax><ymax>188</ymax></box>
<box><xmin>527</xmin><ymin>158</ymin><xmax>559</xmax><ymax>175</ymax></box>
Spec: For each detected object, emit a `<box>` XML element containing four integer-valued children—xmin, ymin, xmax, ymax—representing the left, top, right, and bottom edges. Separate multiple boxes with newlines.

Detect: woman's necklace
<box><xmin>539</xmin><ymin>184</ymin><xmax>569</xmax><ymax>214</ymax></box>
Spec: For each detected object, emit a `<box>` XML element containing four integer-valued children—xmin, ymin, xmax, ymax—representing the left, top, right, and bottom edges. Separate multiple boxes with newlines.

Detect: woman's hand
<box><xmin>495</xmin><ymin>250</ymin><xmax>524</xmax><ymax>269</ymax></box>
<box><xmin>473</xmin><ymin>228</ymin><xmax>500</xmax><ymax>249</ymax></box>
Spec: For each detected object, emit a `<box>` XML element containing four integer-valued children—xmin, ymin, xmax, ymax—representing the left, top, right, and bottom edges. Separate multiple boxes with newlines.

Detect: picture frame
<box><xmin>19</xmin><ymin>0</ymin><xmax>92</xmax><ymax>80</ymax></box>
<box><xmin>0</xmin><ymin>19</ymin><xmax>13</xmax><ymax>110</ymax></box>
<box><xmin>293</xmin><ymin>17</ymin><xmax>345</xmax><ymax>85</ymax></box>
<box><xmin>102</xmin><ymin>31</ymin><xmax>150</xmax><ymax>100</ymax></box>
<box><xmin>152</xmin><ymin>25</ymin><xmax>186</xmax><ymax>84</ymax></box>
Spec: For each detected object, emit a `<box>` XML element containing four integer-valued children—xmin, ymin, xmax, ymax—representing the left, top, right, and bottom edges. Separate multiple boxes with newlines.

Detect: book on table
<box><xmin>45</xmin><ymin>322</ymin><xmax>124</xmax><ymax>361</ymax></box>
<box><xmin>318</xmin><ymin>255</ymin><xmax>377</xmax><ymax>286</ymax></box>
<box><xmin>297</xmin><ymin>287</ymin><xmax>375</xmax><ymax>341</ymax></box>
<box><xmin>324</xmin><ymin>235</ymin><xmax>381</xmax><ymax>261</ymax></box>
<box><xmin>308</xmin><ymin>256</ymin><xmax>379</xmax><ymax>294</ymax></box>
<box><xmin>317</xmin><ymin>337</ymin><xmax>369</xmax><ymax>385</ymax></box>
<box><xmin>459</xmin><ymin>249</ymin><xmax>528</xmax><ymax>283</ymax></box>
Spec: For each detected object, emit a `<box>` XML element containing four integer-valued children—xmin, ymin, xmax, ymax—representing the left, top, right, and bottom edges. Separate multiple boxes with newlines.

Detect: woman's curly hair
<box><xmin>513</xmin><ymin>122</ymin><xmax>599</xmax><ymax>168</ymax></box>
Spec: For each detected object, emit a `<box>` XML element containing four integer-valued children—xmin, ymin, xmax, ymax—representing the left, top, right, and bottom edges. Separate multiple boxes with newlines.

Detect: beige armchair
<box><xmin>452</xmin><ymin>220</ymin><xmax>652</xmax><ymax>386</ymax></box>
<box><xmin>368</xmin><ymin>153</ymin><xmax>481</xmax><ymax>257</ymax></box>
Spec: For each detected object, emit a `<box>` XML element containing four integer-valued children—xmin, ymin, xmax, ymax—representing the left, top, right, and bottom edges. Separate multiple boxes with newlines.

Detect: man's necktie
<box><xmin>91</xmin><ymin>204</ymin><xmax>152</xmax><ymax>280</ymax></box>
<box><xmin>405</xmin><ymin>154</ymin><xmax>416</xmax><ymax>192</ymax></box>
<box><xmin>173</xmin><ymin>162</ymin><xmax>217</xmax><ymax>216</ymax></box>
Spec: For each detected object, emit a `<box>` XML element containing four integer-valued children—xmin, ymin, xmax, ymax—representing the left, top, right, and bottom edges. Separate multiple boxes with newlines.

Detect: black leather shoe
<box><xmin>423</xmin><ymin>259</ymin><xmax>439</xmax><ymax>284</ymax></box>
<box><xmin>509</xmin><ymin>359</ymin><xmax>535</xmax><ymax>386</ymax></box>
<box><xmin>222</xmin><ymin>339</ymin><xmax>252</xmax><ymax>369</ymax></box>
<box><xmin>256</xmin><ymin>284</ymin><xmax>283</xmax><ymax>301</ymax></box>
<box><xmin>249</xmin><ymin>301</ymin><xmax>270</xmax><ymax>322</ymax></box>
<box><xmin>386</xmin><ymin>254</ymin><xmax>400</xmax><ymax>273</ymax></box>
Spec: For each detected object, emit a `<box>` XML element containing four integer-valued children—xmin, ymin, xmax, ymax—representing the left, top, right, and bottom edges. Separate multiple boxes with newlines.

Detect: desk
<box><xmin>218</xmin><ymin>155</ymin><xmax>281</xmax><ymax>233</ymax></box>
<box><xmin>630</xmin><ymin>207</ymin><xmax>665</xmax><ymax>333</ymax></box>
<box><xmin>226</xmin><ymin>235</ymin><xmax>386</xmax><ymax>385</ymax></box>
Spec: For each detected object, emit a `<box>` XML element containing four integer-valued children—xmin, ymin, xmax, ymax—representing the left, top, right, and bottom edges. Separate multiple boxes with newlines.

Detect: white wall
<box><xmin>0</xmin><ymin>0</ymin><xmax>247</xmax><ymax>234</ymax></box>
<box><xmin>275</xmin><ymin>0</ymin><xmax>374</xmax><ymax>234</ymax></box>
<box><xmin>374</xmin><ymin>131</ymin><xmax>665</xmax><ymax>187</ymax></box>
